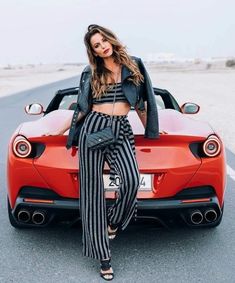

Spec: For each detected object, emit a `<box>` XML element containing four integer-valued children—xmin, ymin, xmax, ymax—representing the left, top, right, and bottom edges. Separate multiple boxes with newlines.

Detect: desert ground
<box><xmin>1</xmin><ymin>59</ymin><xmax>235</xmax><ymax>153</ymax></box>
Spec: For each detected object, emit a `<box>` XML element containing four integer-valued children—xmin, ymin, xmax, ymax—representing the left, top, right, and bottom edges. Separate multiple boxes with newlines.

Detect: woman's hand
<box><xmin>135</xmin><ymin>104</ymin><xmax>147</xmax><ymax>129</ymax></box>
<box><xmin>42</xmin><ymin>129</ymin><xmax>65</xmax><ymax>136</ymax></box>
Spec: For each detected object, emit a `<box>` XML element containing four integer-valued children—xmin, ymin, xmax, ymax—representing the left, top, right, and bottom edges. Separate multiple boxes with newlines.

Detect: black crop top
<box><xmin>92</xmin><ymin>82</ymin><xmax>129</xmax><ymax>104</ymax></box>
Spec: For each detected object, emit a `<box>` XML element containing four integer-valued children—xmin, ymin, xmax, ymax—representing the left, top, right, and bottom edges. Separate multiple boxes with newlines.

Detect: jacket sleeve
<box><xmin>137</xmin><ymin>58</ymin><xmax>160</xmax><ymax>139</ymax></box>
<box><xmin>66</xmin><ymin>65</ymin><xmax>92</xmax><ymax>149</ymax></box>
<box><xmin>65</xmin><ymin>90</ymin><xmax>81</xmax><ymax>149</ymax></box>
<box><xmin>65</xmin><ymin>73</ymin><xmax>84</xmax><ymax>149</ymax></box>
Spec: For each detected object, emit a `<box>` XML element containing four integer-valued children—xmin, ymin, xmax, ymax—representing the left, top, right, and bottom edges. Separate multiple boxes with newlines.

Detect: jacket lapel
<box><xmin>121</xmin><ymin>64</ymin><xmax>132</xmax><ymax>82</ymax></box>
<box><xmin>121</xmin><ymin>64</ymin><xmax>137</xmax><ymax>107</ymax></box>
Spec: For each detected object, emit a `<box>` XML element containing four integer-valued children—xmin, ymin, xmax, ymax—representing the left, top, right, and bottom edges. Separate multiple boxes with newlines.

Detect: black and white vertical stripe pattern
<box><xmin>78</xmin><ymin>110</ymin><xmax>140</xmax><ymax>260</ymax></box>
<box><xmin>92</xmin><ymin>82</ymin><xmax>128</xmax><ymax>104</ymax></box>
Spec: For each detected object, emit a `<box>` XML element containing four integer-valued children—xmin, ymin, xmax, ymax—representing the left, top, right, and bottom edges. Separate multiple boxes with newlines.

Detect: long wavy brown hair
<box><xmin>84</xmin><ymin>24</ymin><xmax>144</xmax><ymax>98</ymax></box>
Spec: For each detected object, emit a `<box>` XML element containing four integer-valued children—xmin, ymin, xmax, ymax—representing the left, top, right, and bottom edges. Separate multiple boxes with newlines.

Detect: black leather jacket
<box><xmin>66</xmin><ymin>56</ymin><xmax>159</xmax><ymax>149</ymax></box>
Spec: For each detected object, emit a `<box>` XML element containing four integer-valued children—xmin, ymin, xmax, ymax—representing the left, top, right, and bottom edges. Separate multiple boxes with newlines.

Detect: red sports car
<box><xmin>7</xmin><ymin>87</ymin><xmax>226</xmax><ymax>229</ymax></box>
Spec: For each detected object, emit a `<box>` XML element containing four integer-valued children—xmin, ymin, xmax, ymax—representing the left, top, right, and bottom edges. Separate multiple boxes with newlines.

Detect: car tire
<box><xmin>7</xmin><ymin>196</ymin><xmax>28</xmax><ymax>229</ymax></box>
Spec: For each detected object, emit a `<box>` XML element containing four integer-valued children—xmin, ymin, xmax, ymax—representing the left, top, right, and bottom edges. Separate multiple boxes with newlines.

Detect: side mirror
<box><xmin>24</xmin><ymin>103</ymin><xmax>44</xmax><ymax>115</ymax></box>
<box><xmin>181</xmin><ymin>102</ymin><xmax>200</xmax><ymax>114</ymax></box>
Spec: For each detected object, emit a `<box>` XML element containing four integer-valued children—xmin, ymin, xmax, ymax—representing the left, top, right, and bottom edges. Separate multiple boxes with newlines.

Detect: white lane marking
<box><xmin>227</xmin><ymin>164</ymin><xmax>235</xmax><ymax>181</ymax></box>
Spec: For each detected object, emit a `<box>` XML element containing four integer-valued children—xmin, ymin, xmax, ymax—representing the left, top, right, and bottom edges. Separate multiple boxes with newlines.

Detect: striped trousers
<box><xmin>78</xmin><ymin>110</ymin><xmax>140</xmax><ymax>260</ymax></box>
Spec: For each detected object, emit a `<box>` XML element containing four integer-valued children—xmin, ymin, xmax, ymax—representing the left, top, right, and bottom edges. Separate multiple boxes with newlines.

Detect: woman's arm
<box><xmin>136</xmin><ymin>57</ymin><xmax>160</xmax><ymax>138</ymax></box>
<box><xmin>63</xmin><ymin>111</ymin><xmax>85</xmax><ymax>134</ymax></box>
<box><xmin>43</xmin><ymin>111</ymin><xmax>85</xmax><ymax>136</ymax></box>
<box><xmin>135</xmin><ymin>101</ymin><xmax>147</xmax><ymax>128</ymax></box>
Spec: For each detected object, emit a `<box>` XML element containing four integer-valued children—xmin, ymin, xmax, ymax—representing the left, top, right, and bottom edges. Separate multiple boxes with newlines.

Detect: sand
<box><xmin>0</xmin><ymin>63</ymin><xmax>86</xmax><ymax>97</ymax></box>
<box><xmin>147</xmin><ymin>64</ymin><xmax>235</xmax><ymax>154</ymax></box>
<box><xmin>1</xmin><ymin>60</ymin><xmax>235</xmax><ymax>153</ymax></box>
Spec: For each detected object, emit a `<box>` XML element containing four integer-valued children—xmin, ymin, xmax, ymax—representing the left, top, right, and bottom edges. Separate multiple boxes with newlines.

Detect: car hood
<box><xmin>159</xmin><ymin>109</ymin><xmax>214</xmax><ymax>137</ymax></box>
<box><xmin>18</xmin><ymin>110</ymin><xmax>74</xmax><ymax>138</ymax></box>
<box><xmin>18</xmin><ymin>109</ymin><xmax>214</xmax><ymax>139</ymax></box>
<box><xmin>130</xmin><ymin>109</ymin><xmax>214</xmax><ymax>138</ymax></box>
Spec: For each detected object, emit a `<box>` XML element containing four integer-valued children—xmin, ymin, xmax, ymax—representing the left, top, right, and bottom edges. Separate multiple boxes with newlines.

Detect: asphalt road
<box><xmin>0</xmin><ymin>77</ymin><xmax>235</xmax><ymax>283</ymax></box>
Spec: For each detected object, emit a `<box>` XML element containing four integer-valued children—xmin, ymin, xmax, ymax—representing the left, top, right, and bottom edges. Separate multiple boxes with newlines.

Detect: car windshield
<box><xmin>58</xmin><ymin>94</ymin><xmax>78</xmax><ymax>110</ymax></box>
<box><xmin>155</xmin><ymin>95</ymin><xmax>165</xmax><ymax>110</ymax></box>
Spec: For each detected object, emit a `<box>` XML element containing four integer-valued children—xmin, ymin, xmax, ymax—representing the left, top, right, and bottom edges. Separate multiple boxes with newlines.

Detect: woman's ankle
<box><xmin>101</xmin><ymin>257</ymin><xmax>110</xmax><ymax>261</ymax></box>
<box><xmin>100</xmin><ymin>258</ymin><xmax>112</xmax><ymax>270</ymax></box>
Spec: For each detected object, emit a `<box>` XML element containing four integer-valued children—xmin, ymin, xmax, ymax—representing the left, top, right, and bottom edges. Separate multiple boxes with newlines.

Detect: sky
<box><xmin>0</xmin><ymin>0</ymin><xmax>234</xmax><ymax>65</ymax></box>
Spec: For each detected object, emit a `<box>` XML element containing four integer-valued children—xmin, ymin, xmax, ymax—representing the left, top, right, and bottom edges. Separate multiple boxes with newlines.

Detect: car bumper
<box><xmin>11</xmin><ymin>195</ymin><xmax>223</xmax><ymax>228</ymax></box>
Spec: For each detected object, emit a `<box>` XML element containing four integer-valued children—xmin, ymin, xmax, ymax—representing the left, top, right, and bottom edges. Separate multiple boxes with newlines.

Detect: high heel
<box><xmin>100</xmin><ymin>258</ymin><xmax>114</xmax><ymax>281</ymax></box>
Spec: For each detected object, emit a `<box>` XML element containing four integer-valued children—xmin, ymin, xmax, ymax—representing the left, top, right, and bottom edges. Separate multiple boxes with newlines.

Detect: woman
<box><xmin>47</xmin><ymin>24</ymin><xmax>159</xmax><ymax>281</ymax></box>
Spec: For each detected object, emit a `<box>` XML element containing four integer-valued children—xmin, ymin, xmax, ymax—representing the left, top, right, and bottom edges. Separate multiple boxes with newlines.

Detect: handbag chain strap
<box><xmin>107</xmin><ymin>68</ymin><xmax>120</xmax><ymax>127</ymax></box>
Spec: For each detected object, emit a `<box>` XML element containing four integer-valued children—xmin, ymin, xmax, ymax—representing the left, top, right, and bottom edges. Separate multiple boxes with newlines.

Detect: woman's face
<box><xmin>90</xmin><ymin>32</ymin><xmax>113</xmax><ymax>58</ymax></box>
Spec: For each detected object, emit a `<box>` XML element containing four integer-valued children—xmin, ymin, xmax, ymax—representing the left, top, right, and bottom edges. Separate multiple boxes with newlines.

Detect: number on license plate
<box><xmin>103</xmin><ymin>174</ymin><xmax>152</xmax><ymax>191</ymax></box>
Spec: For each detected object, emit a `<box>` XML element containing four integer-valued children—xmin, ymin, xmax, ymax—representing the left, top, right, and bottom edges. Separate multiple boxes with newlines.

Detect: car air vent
<box><xmin>19</xmin><ymin>187</ymin><xmax>65</xmax><ymax>200</ymax></box>
<box><xmin>174</xmin><ymin>186</ymin><xmax>215</xmax><ymax>199</ymax></box>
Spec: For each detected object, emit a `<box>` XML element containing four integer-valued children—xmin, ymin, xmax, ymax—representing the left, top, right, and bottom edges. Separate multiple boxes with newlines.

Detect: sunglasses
<box><xmin>88</xmin><ymin>24</ymin><xmax>100</xmax><ymax>32</ymax></box>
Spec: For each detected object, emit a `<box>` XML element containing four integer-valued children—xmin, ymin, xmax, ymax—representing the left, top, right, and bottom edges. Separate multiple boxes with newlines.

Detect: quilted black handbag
<box><xmin>86</xmin><ymin>126</ymin><xmax>115</xmax><ymax>150</ymax></box>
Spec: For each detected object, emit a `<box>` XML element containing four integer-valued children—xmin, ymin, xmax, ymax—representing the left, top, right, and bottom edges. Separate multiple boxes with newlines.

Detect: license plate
<box><xmin>103</xmin><ymin>174</ymin><xmax>152</xmax><ymax>191</ymax></box>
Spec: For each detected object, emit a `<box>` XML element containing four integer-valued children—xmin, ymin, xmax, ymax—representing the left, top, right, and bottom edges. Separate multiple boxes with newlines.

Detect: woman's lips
<box><xmin>103</xmin><ymin>48</ymin><xmax>110</xmax><ymax>54</ymax></box>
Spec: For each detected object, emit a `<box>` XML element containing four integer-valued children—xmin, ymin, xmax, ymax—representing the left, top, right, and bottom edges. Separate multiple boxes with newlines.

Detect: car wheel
<box><xmin>7</xmin><ymin>196</ymin><xmax>28</xmax><ymax>229</ymax></box>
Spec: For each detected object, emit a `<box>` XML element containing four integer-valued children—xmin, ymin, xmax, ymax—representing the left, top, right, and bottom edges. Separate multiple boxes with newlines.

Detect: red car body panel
<box><xmin>6</xmin><ymin>86</ymin><xmax>226</xmax><ymax>229</ymax></box>
<box><xmin>7</xmin><ymin>109</ymin><xmax>226</xmax><ymax>211</ymax></box>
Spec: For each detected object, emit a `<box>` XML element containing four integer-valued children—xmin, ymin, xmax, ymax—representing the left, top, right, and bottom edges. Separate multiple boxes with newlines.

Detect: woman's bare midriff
<box><xmin>92</xmin><ymin>102</ymin><xmax>131</xmax><ymax>116</ymax></box>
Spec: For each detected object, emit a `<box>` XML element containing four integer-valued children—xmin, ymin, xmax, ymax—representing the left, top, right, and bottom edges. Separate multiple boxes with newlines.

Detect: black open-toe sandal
<box><xmin>108</xmin><ymin>225</ymin><xmax>118</xmax><ymax>240</ymax></box>
<box><xmin>100</xmin><ymin>258</ymin><xmax>114</xmax><ymax>281</ymax></box>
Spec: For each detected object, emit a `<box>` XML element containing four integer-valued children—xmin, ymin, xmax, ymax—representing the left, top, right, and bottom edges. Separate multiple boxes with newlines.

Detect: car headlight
<box><xmin>13</xmin><ymin>136</ymin><xmax>32</xmax><ymax>158</ymax></box>
<box><xmin>202</xmin><ymin>135</ymin><xmax>221</xmax><ymax>157</ymax></box>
